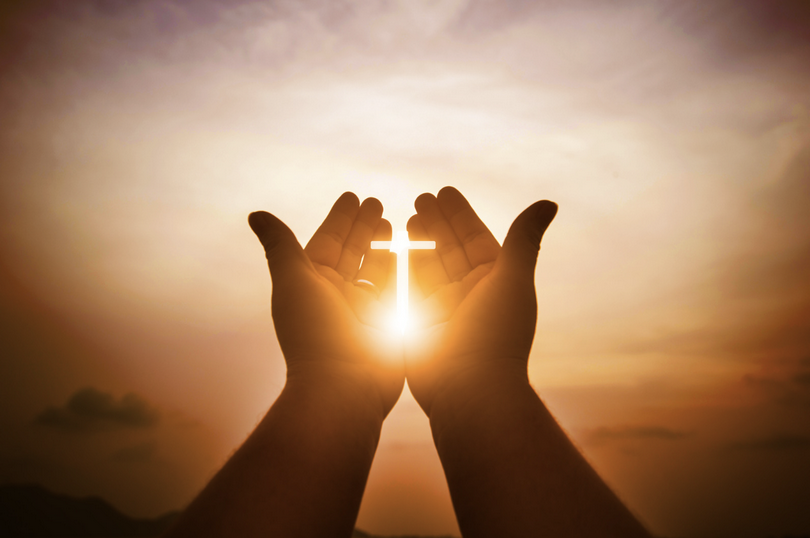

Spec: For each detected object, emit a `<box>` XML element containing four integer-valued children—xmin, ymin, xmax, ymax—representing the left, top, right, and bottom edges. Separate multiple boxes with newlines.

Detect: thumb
<box><xmin>248</xmin><ymin>211</ymin><xmax>309</xmax><ymax>280</ymax></box>
<box><xmin>498</xmin><ymin>200</ymin><xmax>558</xmax><ymax>280</ymax></box>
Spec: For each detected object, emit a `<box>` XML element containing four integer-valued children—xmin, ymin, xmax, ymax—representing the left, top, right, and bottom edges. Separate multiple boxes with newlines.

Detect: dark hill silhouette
<box><xmin>0</xmin><ymin>484</ymin><xmax>458</xmax><ymax>538</ymax></box>
<box><xmin>0</xmin><ymin>483</ymin><xmax>178</xmax><ymax>537</ymax></box>
<box><xmin>351</xmin><ymin>531</ymin><xmax>456</xmax><ymax>538</ymax></box>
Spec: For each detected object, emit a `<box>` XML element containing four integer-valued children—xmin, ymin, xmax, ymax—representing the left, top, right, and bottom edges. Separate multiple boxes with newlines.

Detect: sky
<box><xmin>1</xmin><ymin>1</ymin><xmax>809</xmax><ymax>536</ymax></box>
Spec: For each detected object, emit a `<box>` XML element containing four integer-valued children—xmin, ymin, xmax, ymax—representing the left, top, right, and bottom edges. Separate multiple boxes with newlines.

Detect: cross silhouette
<box><xmin>370</xmin><ymin>231</ymin><xmax>435</xmax><ymax>333</ymax></box>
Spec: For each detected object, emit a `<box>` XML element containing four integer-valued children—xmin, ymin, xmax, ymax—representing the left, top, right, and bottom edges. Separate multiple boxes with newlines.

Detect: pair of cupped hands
<box><xmin>247</xmin><ymin>187</ymin><xmax>557</xmax><ymax>422</ymax></box>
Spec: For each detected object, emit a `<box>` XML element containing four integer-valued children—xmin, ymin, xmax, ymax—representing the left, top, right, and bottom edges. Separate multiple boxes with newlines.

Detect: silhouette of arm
<box><xmin>164</xmin><ymin>193</ymin><xmax>404</xmax><ymax>538</ymax></box>
<box><xmin>406</xmin><ymin>187</ymin><xmax>651</xmax><ymax>538</ymax></box>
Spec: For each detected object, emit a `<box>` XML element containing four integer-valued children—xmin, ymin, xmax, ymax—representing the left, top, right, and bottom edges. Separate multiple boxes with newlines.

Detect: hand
<box><xmin>405</xmin><ymin>187</ymin><xmax>557</xmax><ymax>415</ymax></box>
<box><xmin>248</xmin><ymin>192</ymin><xmax>404</xmax><ymax>418</ymax></box>
<box><xmin>165</xmin><ymin>193</ymin><xmax>404</xmax><ymax>538</ymax></box>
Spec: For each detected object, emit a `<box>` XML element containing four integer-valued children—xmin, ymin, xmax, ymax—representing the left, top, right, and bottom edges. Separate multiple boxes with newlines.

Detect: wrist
<box><xmin>283</xmin><ymin>360</ymin><xmax>389</xmax><ymax>430</ymax></box>
<box><xmin>427</xmin><ymin>359</ymin><xmax>535</xmax><ymax>442</ymax></box>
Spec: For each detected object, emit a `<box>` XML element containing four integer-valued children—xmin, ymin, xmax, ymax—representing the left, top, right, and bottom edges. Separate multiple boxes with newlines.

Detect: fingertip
<box><xmin>437</xmin><ymin>186</ymin><xmax>474</xmax><ymax>219</ymax></box>
<box><xmin>336</xmin><ymin>191</ymin><xmax>361</xmax><ymax>212</ymax></box>
<box><xmin>514</xmin><ymin>200</ymin><xmax>558</xmax><ymax>239</ymax></box>
<box><xmin>538</xmin><ymin>199</ymin><xmax>558</xmax><ymax>213</ymax></box>
<box><xmin>247</xmin><ymin>211</ymin><xmax>292</xmax><ymax>258</ymax></box>
<box><xmin>436</xmin><ymin>185</ymin><xmax>462</xmax><ymax>202</ymax></box>
<box><xmin>406</xmin><ymin>213</ymin><xmax>421</xmax><ymax>232</ymax></box>
<box><xmin>360</xmin><ymin>196</ymin><xmax>384</xmax><ymax>216</ymax></box>
<box><xmin>414</xmin><ymin>192</ymin><xmax>436</xmax><ymax>213</ymax></box>
<box><xmin>407</xmin><ymin>214</ymin><xmax>429</xmax><ymax>240</ymax></box>
<box><xmin>375</xmin><ymin>218</ymin><xmax>393</xmax><ymax>240</ymax></box>
<box><xmin>533</xmin><ymin>200</ymin><xmax>558</xmax><ymax>227</ymax></box>
<box><xmin>248</xmin><ymin>211</ymin><xmax>272</xmax><ymax>234</ymax></box>
<box><xmin>499</xmin><ymin>200</ymin><xmax>558</xmax><ymax>276</ymax></box>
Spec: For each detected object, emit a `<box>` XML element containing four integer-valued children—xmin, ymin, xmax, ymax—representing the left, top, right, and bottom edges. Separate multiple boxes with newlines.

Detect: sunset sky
<box><xmin>1</xmin><ymin>1</ymin><xmax>809</xmax><ymax>537</ymax></box>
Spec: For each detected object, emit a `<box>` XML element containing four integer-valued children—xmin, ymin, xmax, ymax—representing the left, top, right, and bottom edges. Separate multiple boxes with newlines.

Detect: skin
<box><xmin>406</xmin><ymin>187</ymin><xmax>651</xmax><ymax>538</ymax></box>
<box><xmin>164</xmin><ymin>187</ymin><xmax>652</xmax><ymax>538</ymax></box>
<box><xmin>164</xmin><ymin>193</ymin><xmax>403</xmax><ymax>538</ymax></box>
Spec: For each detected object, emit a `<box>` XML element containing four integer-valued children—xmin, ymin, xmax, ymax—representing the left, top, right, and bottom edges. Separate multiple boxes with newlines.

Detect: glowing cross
<box><xmin>371</xmin><ymin>231</ymin><xmax>435</xmax><ymax>333</ymax></box>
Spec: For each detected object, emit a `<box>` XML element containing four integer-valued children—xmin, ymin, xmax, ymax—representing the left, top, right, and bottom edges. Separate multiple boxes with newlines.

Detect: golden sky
<box><xmin>1</xmin><ymin>1</ymin><xmax>809</xmax><ymax>536</ymax></box>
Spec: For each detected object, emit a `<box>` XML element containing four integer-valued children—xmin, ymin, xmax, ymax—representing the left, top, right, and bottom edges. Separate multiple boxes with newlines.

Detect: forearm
<box><xmin>429</xmin><ymin>364</ymin><xmax>651</xmax><ymax>538</ymax></box>
<box><xmin>164</xmin><ymin>371</ymin><xmax>384</xmax><ymax>538</ymax></box>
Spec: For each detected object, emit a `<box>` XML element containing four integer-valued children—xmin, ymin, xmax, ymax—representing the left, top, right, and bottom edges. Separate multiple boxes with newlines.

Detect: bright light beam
<box><xmin>371</xmin><ymin>231</ymin><xmax>435</xmax><ymax>334</ymax></box>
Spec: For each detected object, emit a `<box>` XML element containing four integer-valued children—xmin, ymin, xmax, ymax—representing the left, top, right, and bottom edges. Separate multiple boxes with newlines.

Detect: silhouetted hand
<box><xmin>249</xmin><ymin>192</ymin><xmax>404</xmax><ymax>417</ymax></box>
<box><xmin>405</xmin><ymin>189</ymin><xmax>649</xmax><ymax>538</ymax></box>
<box><xmin>406</xmin><ymin>187</ymin><xmax>557</xmax><ymax>415</ymax></box>
<box><xmin>165</xmin><ymin>193</ymin><xmax>404</xmax><ymax>538</ymax></box>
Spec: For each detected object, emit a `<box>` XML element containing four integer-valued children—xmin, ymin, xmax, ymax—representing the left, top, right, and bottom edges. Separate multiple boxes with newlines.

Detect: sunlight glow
<box><xmin>371</xmin><ymin>231</ymin><xmax>435</xmax><ymax>334</ymax></box>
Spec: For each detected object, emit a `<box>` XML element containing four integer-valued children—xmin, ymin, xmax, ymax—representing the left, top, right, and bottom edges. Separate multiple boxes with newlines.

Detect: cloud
<box><xmin>587</xmin><ymin>425</ymin><xmax>691</xmax><ymax>445</ymax></box>
<box><xmin>607</xmin><ymin>139</ymin><xmax>810</xmax><ymax>371</ymax></box>
<box><xmin>727</xmin><ymin>433</ymin><xmax>810</xmax><ymax>452</ymax></box>
<box><xmin>742</xmin><ymin>356</ymin><xmax>810</xmax><ymax>408</ymax></box>
<box><xmin>35</xmin><ymin>387</ymin><xmax>160</xmax><ymax>432</ymax></box>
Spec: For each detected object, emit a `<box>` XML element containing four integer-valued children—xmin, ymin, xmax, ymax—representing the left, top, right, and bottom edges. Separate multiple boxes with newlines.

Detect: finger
<box><xmin>248</xmin><ymin>211</ymin><xmax>310</xmax><ymax>282</ymax></box>
<box><xmin>497</xmin><ymin>200</ymin><xmax>558</xmax><ymax>281</ymax></box>
<box><xmin>436</xmin><ymin>186</ymin><xmax>501</xmax><ymax>267</ymax></box>
<box><xmin>304</xmin><ymin>192</ymin><xmax>360</xmax><ymax>268</ymax></box>
<box><xmin>414</xmin><ymin>192</ymin><xmax>471</xmax><ymax>282</ymax></box>
<box><xmin>334</xmin><ymin>197</ymin><xmax>384</xmax><ymax>281</ymax></box>
<box><xmin>355</xmin><ymin>217</ymin><xmax>392</xmax><ymax>293</ymax></box>
<box><xmin>407</xmin><ymin>213</ymin><xmax>450</xmax><ymax>297</ymax></box>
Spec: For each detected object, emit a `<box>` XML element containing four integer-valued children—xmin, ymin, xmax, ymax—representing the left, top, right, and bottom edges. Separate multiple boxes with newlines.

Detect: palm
<box><xmin>273</xmin><ymin>265</ymin><xmax>384</xmax><ymax>362</ymax></box>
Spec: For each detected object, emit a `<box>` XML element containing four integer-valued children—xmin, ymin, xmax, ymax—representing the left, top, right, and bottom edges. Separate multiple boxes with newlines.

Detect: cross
<box><xmin>370</xmin><ymin>231</ymin><xmax>435</xmax><ymax>333</ymax></box>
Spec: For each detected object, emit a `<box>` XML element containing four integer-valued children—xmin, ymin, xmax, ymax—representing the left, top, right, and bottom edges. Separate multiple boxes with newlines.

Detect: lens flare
<box><xmin>371</xmin><ymin>231</ymin><xmax>435</xmax><ymax>335</ymax></box>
